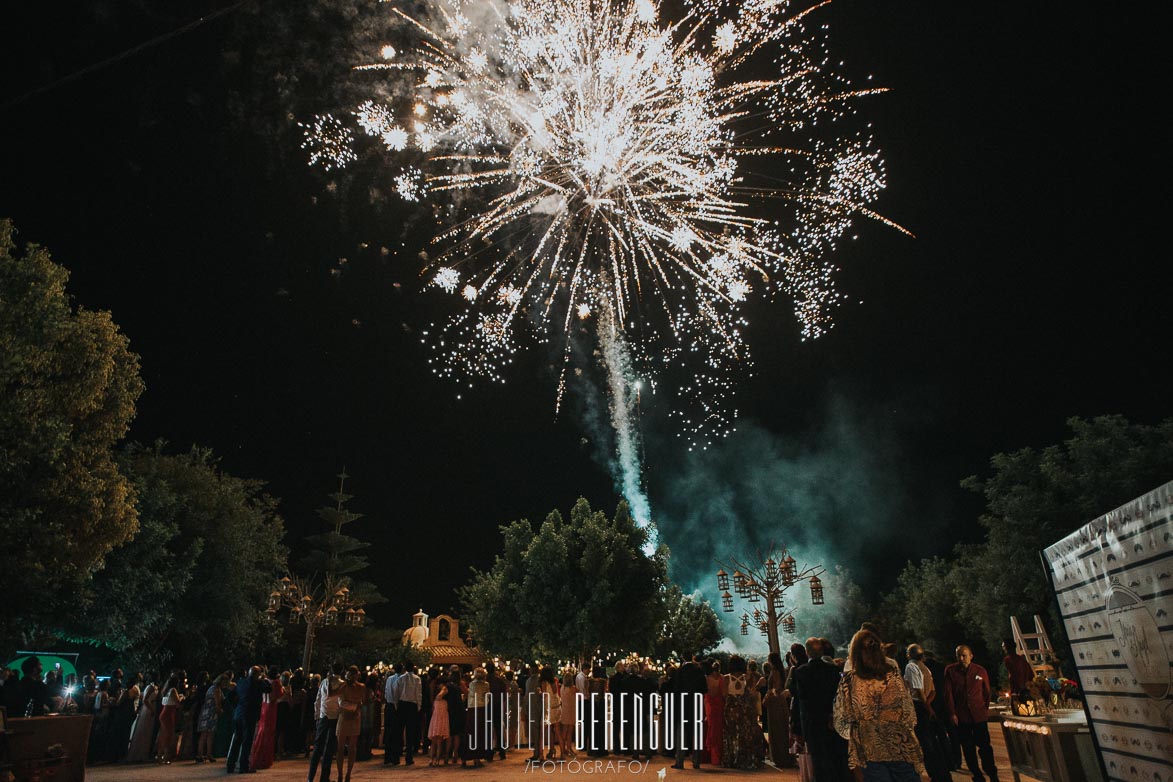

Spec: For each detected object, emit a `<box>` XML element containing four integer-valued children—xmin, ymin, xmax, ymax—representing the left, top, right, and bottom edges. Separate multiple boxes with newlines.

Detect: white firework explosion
<box><xmin>305</xmin><ymin>0</ymin><xmax>906</xmax><ymax>441</ymax></box>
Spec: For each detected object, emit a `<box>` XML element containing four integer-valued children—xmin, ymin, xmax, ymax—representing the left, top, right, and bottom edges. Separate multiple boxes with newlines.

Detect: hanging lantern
<box><xmin>752</xmin><ymin>608</ymin><xmax>763</xmax><ymax>623</ymax></box>
<box><xmin>267</xmin><ymin>590</ymin><xmax>281</xmax><ymax>614</ymax></box>
<box><xmin>355</xmin><ymin>608</ymin><xmax>366</xmax><ymax>627</ymax></box>
<box><xmin>765</xmin><ymin>557</ymin><xmax>778</xmax><ymax>580</ymax></box>
<box><xmin>279</xmin><ymin>575</ymin><xmax>293</xmax><ymax>593</ymax></box>
<box><xmin>809</xmin><ymin>575</ymin><xmax>824</xmax><ymax>605</ymax></box>
<box><xmin>288</xmin><ymin>608</ymin><xmax>302</xmax><ymax>624</ymax></box>
<box><xmin>721</xmin><ymin>590</ymin><xmax>734</xmax><ymax>612</ymax></box>
<box><xmin>344</xmin><ymin>608</ymin><xmax>357</xmax><ymax>626</ymax></box>
<box><xmin>747</xmin><ymin>588</ymin><xmax>761</xmax><ymax>603</ymax></box>
<box><xmin>325</xmin><ymin>605</ymin><xmax>339</xmax><ymax>625</ymax></box>
<box><xmin>782</xmin><ymin>554</ymin><xmax>798</xmax><ymax>585</ymax></box>
<box><xmin>759</xmin><ymin>622</ymin><xmax>768</xmax><ymax>637</ymax></box>
<box><xmin>740</xmin><ymin>622</ymin><xmax>749</xmax><ymax>636</ymax></box>
<box><xmin>734</xmin><ymin>571</ymin><xmax>751</xmax><ymax>598</ymax></box>
<box><xmin>717</xmin><ymin>569</ymin><xmax>729</xmax><ymax>592</ymax></box>
<box><xmin>782</xmin><ymin>615</ymin><xmax>796</xmax><ymax>634</ymax></box>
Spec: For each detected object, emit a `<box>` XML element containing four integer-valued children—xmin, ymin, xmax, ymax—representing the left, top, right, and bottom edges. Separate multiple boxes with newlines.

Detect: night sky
<box><xmin>2</xmin><ymin>0</ymin><xmax>1167</xmax><ymax>635</ymax></box>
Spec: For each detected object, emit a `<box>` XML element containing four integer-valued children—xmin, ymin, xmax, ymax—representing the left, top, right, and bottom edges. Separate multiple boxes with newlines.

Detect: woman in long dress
<box><xmin>106</xmin><ymin>673</ymin><xmax>139</xmax><ymax>763</ymax></box>
<box><xmin>155</xmin><ymin>672</ymin><xmax>185</xmax><ymax>763</ymax></box>
<box><xmin>722</xmin><ymin>655</ymin><xmax>764</xmax><ymax>769</ymax></box>
<box><xmin>445</xmin><ymin>668</ymin><xmax>467</xmax><ymax>763</ymax></box>
<box><xmin>213</xmin><ymin>677</ymin><xmax>237</xmax><ymax>757</ymax></box>
<box><xmin>558</xmin><ymin>671</ymin><xmax>578</xmax><ymax>760</ymax></box>
<box><xmin>335</xmin><ymin>666</ymin><xmax>369</xmax><ymax>782</ymax></box>
<box><xmin>704</xmin><ymin>659</ymin><xmax>727</xmax><ymax>766</ymax></box>
<box><xmin>766</xmin><ymin>651</ymin><xmax>797</xmax><ymax>768</ymax></box>
<box><xmin>462</xmin><ymin>667</ymin><xmax>491</xmax><ymax>767</ymax></box>
<box><xmin>126</xmin><ymin>674</ymin><xmax>159</xmax><ymax>762</ymax></box>
<box><xmin>250</xmin><ymin>668</ymin><xmax>283</xmax><ymax>769</ymax></box>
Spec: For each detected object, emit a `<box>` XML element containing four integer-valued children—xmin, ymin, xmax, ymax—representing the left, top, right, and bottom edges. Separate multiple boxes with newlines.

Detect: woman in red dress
<box><xmin>704</xmin><ymin>659</ymin><xmax>727</xmax><ymax>765</ymax></box>
<box><xmin>250</xmin><ymin>668</ymin><xmax>284</xmax><ymax>770</ymax></box>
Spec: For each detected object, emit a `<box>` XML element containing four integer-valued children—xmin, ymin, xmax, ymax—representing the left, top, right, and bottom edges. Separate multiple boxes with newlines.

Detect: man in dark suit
<box><xmin>790</xmin><ymin>638</ymin><xmax>849</xmax><ymax>782</ymax></box>
<box><xmin>227</xmin><ymin>665</ymin><xmax>271</xmax><ymax>774</ymax></box>
<box><xmin>671</xmin><ymin>656</ymin><xmax>708</xmax><ymax>769</ymax></box>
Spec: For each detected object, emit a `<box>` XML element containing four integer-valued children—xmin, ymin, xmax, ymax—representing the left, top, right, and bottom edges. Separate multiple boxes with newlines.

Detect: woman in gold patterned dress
<box><xmin>721</xmin><ymin>655</ymin><xmax>764</xmax><ymax>769</ymax></box>
<box><xmin>833</xmin><ymin>630</ymin><xmax>924</xmax><ymax>782</ymax></box>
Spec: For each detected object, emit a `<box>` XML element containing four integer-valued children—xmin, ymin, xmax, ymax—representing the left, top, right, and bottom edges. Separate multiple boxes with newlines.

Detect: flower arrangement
<box><xmin>1047</xmin><ymin>677</ymin><xmax>1082</xmax><ymax>708</ymax></box>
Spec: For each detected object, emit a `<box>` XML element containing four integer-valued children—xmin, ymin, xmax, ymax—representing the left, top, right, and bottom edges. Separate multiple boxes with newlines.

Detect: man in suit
<box><xmin>391</xmin><ymin>662</ymin><xmax>422</xmax><ymax>765</ymax></box>
<box><xmin>671</xmin><ymin>656</ymin><xmax>708</xmax><ymax>770</ymax></box>
<box><xmin>227</xmin><ymin>665</ymin><xmax>270</xmax><ymax>774</ymax></box>
<box><xmin>790</xmin><ymin>638</ymin><xmax>849</xmax><ymax>782</ymax></box>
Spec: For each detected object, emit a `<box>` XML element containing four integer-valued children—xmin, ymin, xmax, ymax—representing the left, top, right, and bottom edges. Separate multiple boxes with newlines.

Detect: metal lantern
<box><xmin>325</xmin><ymin>605</ymin><xmax>339</xmax><ymax>625</ymax></box>
<box><xmin>717</xmin><ymin>569</ymin><xmax>729</xmax><ymax>592</ymax></box>
<box><xmin>781</xmin><ymin>554</ymin><xmax>797</xmax><ymax>585</ymax></box>
<box><xmin>721</xmin><ymin>591</ymin><xmax>734</xmax><ymax>612</ymax></box>
<box><xmin>782</xmin><ymin>615</ymin><xmax>796</xmax><ymax>634</ymax></box>
<box><xmin>267</xmin><ymin>590</ymin><xmax>281</xmax><ymax>614</ymax></box>
<box><xmin>809</xmin><ymin>574</ymin><xmax>824</xmax><ymax>605</ymax></box>
<box><xmin>288</xmin><ymin>608</ymin><xmax>302</xmax><ymax>624</ymax></box>
<box><xmin>765</xmin><ymin>557</ymin><xmax>778</xmax><ymax>580</ymax></box>
<box><xmin>279</xmin><ymin>576</ymin><xmax>293</xmax><ymax>594</ymax></box>
<box><xmin>344</xmin><ymin>608</ymin><xmax>357</xmax><ymax>626</ymax></box>
<box><xmin>759</xmin><ymin>622</ymin><xmax>768</xmax><ymax>637</ymax></box>
<box><xmin>740</xmin><ymin>622</ymin><xmax>749</xmax><ymax>636</ymax></box>
<box><xmin>354</xmin><ymin>608</ymin><xmax>366</xmax><ymax>627</ymax></box>
<box><xmin>748</xmin><ymin>588</ymin><xmax>761</xmax><ymax>602</ymax></box>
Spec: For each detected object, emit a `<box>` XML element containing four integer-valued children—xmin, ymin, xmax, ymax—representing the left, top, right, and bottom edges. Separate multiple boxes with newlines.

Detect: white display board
<box><xmin>1042</xmin><ymin>480</ymin><xmax>1173</xmax><ymax>782</ymax></box>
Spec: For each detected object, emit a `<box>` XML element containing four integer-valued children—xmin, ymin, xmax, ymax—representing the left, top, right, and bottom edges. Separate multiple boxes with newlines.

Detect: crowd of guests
<box><xmin>1</xmin><ymin>624</ymin><xmax>1017</xmax><ymax>782</ymax></box>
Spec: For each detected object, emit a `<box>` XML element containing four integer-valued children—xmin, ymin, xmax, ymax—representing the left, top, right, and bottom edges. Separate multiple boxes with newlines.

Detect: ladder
<box><xmin>1010</xmin><ymin>615</ymin><xmax>1059</xmax><ymax>678</ymax></box>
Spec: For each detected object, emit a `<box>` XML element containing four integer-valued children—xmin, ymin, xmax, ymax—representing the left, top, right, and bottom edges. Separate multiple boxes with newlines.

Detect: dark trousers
<box><xmin>392</xmin><ymin>701</ymin><xmax>420</xmax><ymax>762</ymax></box>
<box><xmin>914</xmin><ymin>702</ymin><xmax>953</xmax><ymax>782</ymax></box>
<box><xmin>809</xmin><ymin>733</ymin><xmax>852</xmax><ymax>782</ymax></box>
<box><xmin>956</xmin><ymin>721</ymin><xmax>999</xmax><ymax>782</ymax></box>
<box><xmin>227</xmin><ymin>716</ymin><xmax>258</xmax><ymax>772</ymax></box>
<box><xmin>307</xmin><ymin>717</ymin><xmax>338</xmax><ymax>782</ymax></box>
<box><xmin>383</xmin><ymin>703</ymin><xmax>398</xmax><ymax>763</ymax></box>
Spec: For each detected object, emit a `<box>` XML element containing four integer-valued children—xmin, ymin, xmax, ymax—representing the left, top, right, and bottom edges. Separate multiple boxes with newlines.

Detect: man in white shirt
<box><xmin>391</xmin><ymin>662</ymin><xmax>423</xmax><ymax>765</ymax></box>
<box><xmin>383</xmin><ymin>665</ymin><xmax>402</xmax><ymax>765</ymax></box>
<box><xmin>307</xmin><ymin>664</ymin><xmax>343</xmax><ymax>782</ymax></box>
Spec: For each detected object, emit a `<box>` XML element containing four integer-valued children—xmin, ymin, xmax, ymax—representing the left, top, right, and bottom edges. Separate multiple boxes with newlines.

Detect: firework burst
<box><xmin>306</xmin><ymin>0</ymin><xmax>903</xmax><ymax>441</ymax></box>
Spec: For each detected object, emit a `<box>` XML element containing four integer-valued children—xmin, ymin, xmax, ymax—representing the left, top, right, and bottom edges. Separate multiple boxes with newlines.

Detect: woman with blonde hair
<box><xmin>335</xmin><ymin>665</ymin><xmax>369</xmax><ymax>782</ymax></box>
<box><xmin>833</xmin><ymin>630</ymin><xmax>923</xmax><ymax>782</ymax></box>
<box><xmin>558</xmin><ymin>671</ymin><xmax>578</xmax><ymax>760</ymax></box>
<box><xmin>463</xmin><ymin>667</ymin><xmax>491</xmax><ymax>767</ymax></box>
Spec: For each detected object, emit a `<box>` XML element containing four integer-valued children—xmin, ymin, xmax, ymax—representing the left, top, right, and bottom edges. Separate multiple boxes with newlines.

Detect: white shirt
<box><xmin>903</xmin><ymin>661</ymin><xmax>925</xmax><ymax>700</ymax></box>
<box><xmin>395</xmin><ymin>672</ymin><xmax>422</xmax><ymax>707</ymax></box>
<box><xmin>384</xmin><ymin>673</ymin><xmax>400</xmax><ymax>706</ymax></box>
<box><xmin>316</xmin><ymin>676</ymin><xmax>340</xmax><ymax>720</ymax></box>
<box><xmin>575</xmin><ymin>670</ymin><xmax>587</xmax><ymax>693</ymax></box>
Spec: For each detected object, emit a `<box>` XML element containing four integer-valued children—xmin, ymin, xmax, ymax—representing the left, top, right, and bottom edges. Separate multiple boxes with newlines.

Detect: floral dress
<box><xmin>722</xmin><ymin>673</ymin><xmax>763</xmax><ymax>769</ymax></box>
<box><xmin>832</xmin><ymin>669</ymin><xmax>924</xmax><ymax>772</ymax></box>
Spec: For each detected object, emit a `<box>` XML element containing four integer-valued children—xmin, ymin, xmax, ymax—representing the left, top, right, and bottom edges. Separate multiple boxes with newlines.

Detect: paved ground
<box><xmin>87</xmin><ymin>751</ymin><xmax>789</xmax><ymax>780</ymax></box>
<box><xmin>86</xmin><ymin>727</ymin><xmax>1023</xmax><ymax>781</ymax></box>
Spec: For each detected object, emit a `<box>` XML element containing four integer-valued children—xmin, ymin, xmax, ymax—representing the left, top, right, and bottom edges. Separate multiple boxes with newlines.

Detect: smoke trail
<box><xmin>597</xmin><ymin>305</ymin><xmax>656</xmax><ymax>549</ymax></box>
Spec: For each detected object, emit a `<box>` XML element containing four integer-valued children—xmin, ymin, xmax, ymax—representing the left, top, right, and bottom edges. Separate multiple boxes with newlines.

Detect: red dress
<box><xmin>705</xmin><ymin>674</ymin><xmax>726</xmax><ymax>765</ymax></box>
<box><xmin>250</xmin><ymin>678</ymin><xmax>283</xmax><ymax>769</ymax></box>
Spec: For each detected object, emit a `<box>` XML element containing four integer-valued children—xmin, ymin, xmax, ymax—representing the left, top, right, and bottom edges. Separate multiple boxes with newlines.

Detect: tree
<box><xmin>298</xmin><ymin>469</ymin><xmax>384</xmax><ymax>608</ymax></box>
<box><xmin>460</xmin><ymin>498</ymin><xmax>669</xmax><ymax>662</ymax></box>
<box><xmin>884</xmin><ymin>415</ymin><xmax>1173</xmax><ymax>666</ymax></box>
<box><xmin>653</xmin><ymin>584</ymin><xmax>722</xmax><ymax>660</ymax></box>
<box><xmin>58</xmin><ymin>443</ymin><xmax>288</xmax><ymax>671</ymax></box>
<box><xmin>0</xmin><ymin>219</ymin><xmax>145</xmax><ymax>648</ymax></box>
